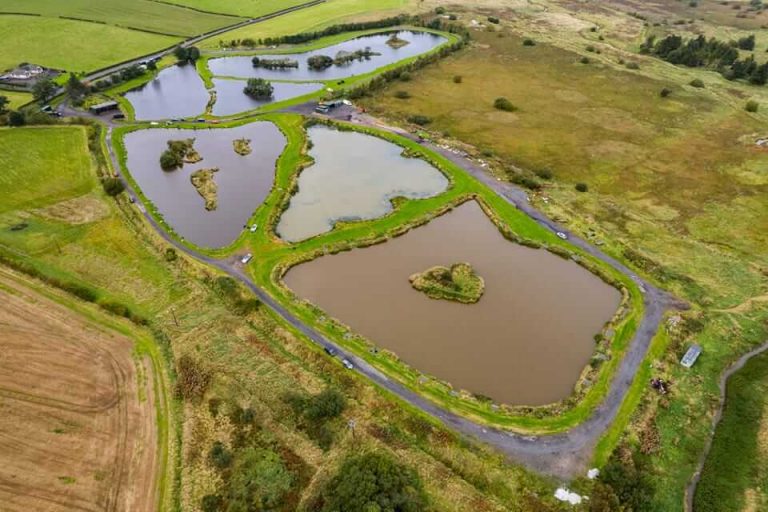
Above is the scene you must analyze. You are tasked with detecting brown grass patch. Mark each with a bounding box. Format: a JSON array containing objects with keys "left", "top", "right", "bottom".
[{"left": 34, "top": 194, "right": 109, "bottom": 224}]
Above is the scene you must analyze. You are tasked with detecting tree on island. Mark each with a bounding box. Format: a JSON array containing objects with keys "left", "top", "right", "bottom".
[
  {"left": 243, "top": 78, "right": 274, "bottom": 98},
  {"left": 307, "top": 55, "right": 334, "bottom": 70}
]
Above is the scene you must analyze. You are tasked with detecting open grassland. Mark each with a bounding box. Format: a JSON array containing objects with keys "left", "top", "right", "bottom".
[
  {"left": 0, "top": 16, "right": 180, "bottom": 72},
  {"left": 0, "top": 0, "right": 241, "bottom": 37},
  {"left": 0, "top": 127, "right": 94, "bottom": 213},
  {"left": 199, "top": 0, "right": 417, "bottom": 48},
  {"left": 160, "top": 0, "right": 314, "bottom": 18},
  {"left": 694, "top": 344, "right": 768, "bottom": 512},
  {"left": 1, "top": 90, "right": 32, "bottom": 109},
  {"left": 0, "top": 268, "right": 162, "bottom": 512},
  {"left": 0, "top": 123, "right": 569, "bottom": 511},
  {"left": 361, "top": 3, "right": 768, "bottom": 507}
]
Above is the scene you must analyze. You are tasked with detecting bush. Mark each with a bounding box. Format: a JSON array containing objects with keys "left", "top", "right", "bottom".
[
  {"left": 435, "top": 6, "right": 446, "bottom": 14},
  {"left": 586, "top": 45, "right": 596, "bottom": 52},
  {"left": 243, "top": 77, "right": 274, "bottom": 98},
  {"left": 394, "top": 90, "right": 411, "bottom": 99},
  {"left": 8, "top": 111, "right": 25, "bottom": 126},
  {"left": 164, "top": 248, "right": 178, "bottom": 262},
  {"left": 102, "top": 177, "right": 124, "bottom": 196},
  {"left": 453, "top": 75, "right": 463, "bottom": 83},
  {"left": 689, "top": 78, "right": 705, "bottom": 88},
  {"left": 523, "top": 38, "right": 536, "bottom": 46},
  {"left": 159, "top": 149, "right": 182, "bottom": 171},
  {"left": 305, "top": 388, "right": 346, "bottom": 422},
  {"left": 209, "top": 441, "right": 233, "bottom": 470},
  {"left": 399, "top": 71, "right": 412, "bottom": 82},
  {"left": 493, "top": 97, "right": 517, "bottom": 111},
  {"left": 575, "top": 182, "right": 589, "bottom": 192},
  {"left": 659, "top": 87, "right": 672, "bottom": 97},
  {"left": 407, "top": 114, "right": 432, "bottom": 125},
  {"left": 175, "top": 355, "right": 212, "bottom": 401},
  {"left": 200, "top": 495, "right": 223, "bottom": 512},
  {"left": 321, "top": 452, "right": 428, "bottom": 512},
  {"left": 625, "top": 61, "right": 640, "bottom": 69},
  {"left": 580, "top": 56, "right": 590, "bottom": 64},
  {"left": 226, "top": 448, "right": 294, "bottom": 510},
  {"left": 488, "top": 16, "right": 500, "bottom": 24},
  {"left": 449, "top": 14, "right": 457, "bottom": 20},
  {"left": 746, "top": 100, "right": 759, "bottom": 112},
  {"left": 535, "top": 168, "right": 553, "bottom": 180}
]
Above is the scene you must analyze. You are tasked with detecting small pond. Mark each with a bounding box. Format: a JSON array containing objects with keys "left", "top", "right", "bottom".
[
  {"left": 208, "top": 31, "right": 448, "bottom": 81},
  {"left": 123, "top": 122, "right": 285, "bottom": 248},
  {"left": 276, "top": 125, "right": 449, "bottom": 242},
  {"left": 284, "top": 201, "right": 622, "bottom": 405},
  {"left": 124, "top": 64, "right": 209, "bottom": 121},
  {"left": 211, "top": 79, "right": 323, "bottom": 117}
]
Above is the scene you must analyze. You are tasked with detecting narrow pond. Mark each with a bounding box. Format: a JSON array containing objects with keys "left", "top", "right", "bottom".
[
  {"left": 211, "top": 79, "right": 323, "bottom": 117},
  {"left": 284, "top": 201, "right": 622, "bottom": 405},
  {"left": 208, "top": 31, "right": 448, "bottom": 81},
  {"left": 124, "top": 64, "right": 209, "bottom": 120},
  {"left": 276, "top": 125, "right": 449, "bottom": 242},
  {"left": 123, "top": 123, "right": 285, "bottom": 248}
]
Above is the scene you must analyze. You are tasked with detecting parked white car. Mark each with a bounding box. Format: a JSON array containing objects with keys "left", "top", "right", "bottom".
[{"left": 240, "top": 253, "right": 253, "bottom": 264}]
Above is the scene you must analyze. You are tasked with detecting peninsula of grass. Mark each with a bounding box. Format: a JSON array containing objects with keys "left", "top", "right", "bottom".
[
  {"left": 410, "top": 262, "right": 484, "bottom": 304},
  {"left": 233, "top": 138, "right": 252, "bottom": 155},
  {"left": 190, "top": 167, "right": 219, "bottom": 210}
]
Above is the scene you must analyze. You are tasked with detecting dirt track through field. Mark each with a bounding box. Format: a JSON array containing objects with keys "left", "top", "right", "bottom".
[{"left": 0, "top": 270, "right": 159, "bottom": 512}]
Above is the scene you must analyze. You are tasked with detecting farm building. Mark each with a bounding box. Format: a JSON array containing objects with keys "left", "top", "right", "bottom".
[
  {"left": 89, "top": 101, "right": 119, "bottom": 114},
  {"left": 2, "top": 64, "right": 44, "bottom": 81}
]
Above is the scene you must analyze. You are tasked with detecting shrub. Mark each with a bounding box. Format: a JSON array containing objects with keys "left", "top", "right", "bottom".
[
  {"left": 625, "top": 61, "right": 640, "bottom": 69},
  {"left": 175, "top": 355, "right": 212, "bottom": 401},
  {"left": 493, "top": 97, "right": 517, "bottom": 111},
  {"left": 102, "top": 177, "right": 124, "bottom": 196},
  {"left": 225, "top": 448, "right": 294, "bottom": 510},
  {"left": 399, "top": 71, "right": 412, "bottom": 82},
  {"left": 200, "top": 495, "right": 223, "bottom": 512},
  {"left": 575, "top": 182, "right": 589, "bottom": 192},
  {"left": 689, "top": 78, "right": 705, "bottom": 88},
  {"left": 523, "top": 38, "right": 536, "bottom": 46},
  {"left": 453, "top": 75, "right": 463, "bottom": 83},
  {"left": 407, "top": 114, "right": 432, "bottom": 125},
  {"left": 586, "top": 45, "right": 596, "bottom": 52},
  {"left": 159, "top": 149, "right": 182, "bottom": 171},
  {"left": 209, "top": 441, "right": 233, "bottom": 470},
  {"left": 435, "top": 6, "right": 446, "bottom": 14},
  {"left": 305, "top": 389, "right": 346, "bottom": 422},
  {"left": 321, "top": 452, "right": 428, "bottom": 512},
  {"left": 535, "top": 168, "right": 553, "bottom": 180},
  {"left": 394, "top": 90, "right": 411, "bottom": 99},
  {"left": 8, "top": 111, "right": 25, "bottom": 126},
  {"left": 449, "top": 14, "right": 457, "bottom": 20},
  {"left": 746, "top": 100, "right": 759, "bottom": 112},
  {"left": 659, "top": 87, "right": 672, "bottom": 97},
  {"left": 164, "top": 248, "right": 178, "bottom": 262},
  {"left": 580, "top": 56, "right": 590, "bottom": 64},
  {"left": 488, "top": 16, "right": 500, "bottom": 24},
  {"left": 243, "top": 77, "right": 274, "bottom": 98}
]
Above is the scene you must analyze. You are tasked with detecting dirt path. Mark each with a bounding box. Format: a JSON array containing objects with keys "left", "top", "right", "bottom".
[
  {"left": 0, "top": 269, "right": 159, "bottom": 511},
  {"left": 684, "top": 340, "right": 768, "bottom": 512}
]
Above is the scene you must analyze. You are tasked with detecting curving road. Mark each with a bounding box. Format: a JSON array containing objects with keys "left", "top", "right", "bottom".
[{"left": 102, "top": 108, "right": 681, "bottom": 479}]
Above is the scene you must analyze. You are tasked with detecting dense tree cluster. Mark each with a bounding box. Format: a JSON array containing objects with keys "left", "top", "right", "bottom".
[
  {"left": 173, "top": 45, "right": 201, "bottom": 64},
  {"left": 642, "top": 34, "right": 768, "bottom": 84},
  {"left": 320, "top": 452, "right": 428, "bottom": 512},
  {"left": 243, "top": 78, "right": 274, "bottom": 98}
]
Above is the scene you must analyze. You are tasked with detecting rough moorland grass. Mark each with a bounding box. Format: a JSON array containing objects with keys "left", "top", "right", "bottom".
[
  {"left": 0, "top": 126, "right": 94, "bottom": 213},
  {"left": 0, "top": 0, "right": 241, "bottom": 37},
  {"left": 694, "top": 338, "right": 768, "bottom": 512},
  {"left": 159, "top": 0, "right": 313, "bottom": 18},
  {"left": 0, "top": 124, "right": 565, "bottom": 511},
  {"left": 1, "top": 89, "right": 33, "bottom": 109},
  {"left": 199, "top": 0, "right": 416, "bottom": 48},
  {"left": 0, "top": 15, "right": 181, "bottom": 72}
]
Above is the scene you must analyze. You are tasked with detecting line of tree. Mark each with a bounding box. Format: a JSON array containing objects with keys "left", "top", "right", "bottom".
[
  {"left": 261, "top": 15, "right": 411, "bottom": 47},
  {"left": 641, "top": 33, "right": 768, "bottom": 84}
]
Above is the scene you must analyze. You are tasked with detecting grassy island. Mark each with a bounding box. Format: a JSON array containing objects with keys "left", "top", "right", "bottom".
[
  {"left": 159, "top": 138, "right": 202, "bottom": 170},
  {"left": 409, "top": 262, "right": 485, "bottom": 304},
  {"left": 386, "top": 33, "right": 410, "bottom": 49},
  {"left": 190, "top": 167, "right": 219, "bottom": 210},
  {"left": 233, "top": 138, "right": 252, "bottom": 155}
]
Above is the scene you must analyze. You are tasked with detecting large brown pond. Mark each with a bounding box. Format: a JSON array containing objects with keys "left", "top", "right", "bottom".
[{"left": 284, "top": 201, "right": 621, "bottom": 405}]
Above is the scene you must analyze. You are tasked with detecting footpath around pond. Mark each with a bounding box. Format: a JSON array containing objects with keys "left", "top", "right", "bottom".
[{"left": 97, "top": 103, "right": 683, "bottom": 480}]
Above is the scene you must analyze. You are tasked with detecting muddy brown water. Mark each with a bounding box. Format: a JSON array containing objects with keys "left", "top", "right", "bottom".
[
  {"left": 276, "top": 125, "right": 449, "bottom": 242},
  {"left": 284, "top": 201, "right": 621, "bottom": 405},
  {"left": 123, "top": 122, "right": 285, "bottom": 248}
]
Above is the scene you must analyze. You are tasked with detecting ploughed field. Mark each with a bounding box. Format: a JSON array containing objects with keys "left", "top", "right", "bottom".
[
  {"left": 285, "top": 201, "right": 621, "bottom": 405},
  {"left": 0, "top": 270, "right": 158, "bottom": 512}
]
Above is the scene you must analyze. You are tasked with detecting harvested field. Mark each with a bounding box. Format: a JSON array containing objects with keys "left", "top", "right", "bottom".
[{"left": 0, "top": 270, "right": 159, "bottom": 512}]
